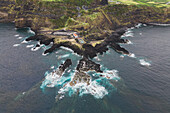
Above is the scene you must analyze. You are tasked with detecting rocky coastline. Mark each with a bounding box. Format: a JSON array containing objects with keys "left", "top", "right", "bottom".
[
  {"left": 0, "top": 0, "right": 170, "bottom": 87},
  {"left": 1, "top": 1, "right": 170, "bottom": 60}
]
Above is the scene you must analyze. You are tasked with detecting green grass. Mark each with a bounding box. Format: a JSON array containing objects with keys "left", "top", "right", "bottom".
[{"left": 111, "top": 0, "right": 170, "bottom": 7}]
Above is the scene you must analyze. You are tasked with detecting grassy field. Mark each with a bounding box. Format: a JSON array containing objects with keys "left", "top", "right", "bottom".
[
  {"left": 41, "top": 0, "right": 170, "bottom": 7},
  {"left": 114, "top": 0, "right": 170, "bottom": 7}
]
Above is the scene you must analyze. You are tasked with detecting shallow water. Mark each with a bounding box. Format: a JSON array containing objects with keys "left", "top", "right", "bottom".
[{"left": 0, "top": 23, "right": 170, "bottom": 113}]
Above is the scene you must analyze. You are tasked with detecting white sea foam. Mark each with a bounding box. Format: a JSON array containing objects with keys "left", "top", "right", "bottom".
[
  {"left": 26, "top": 44, "right": 34, "bottom": 48},
  {"left": 72, "top": 52, "right": 81, "bottom": 57},
  {"left": 27, "top": 28, "right": 35, "bottom": 34},
  {"left": 50, "top": 66, "right": 55, "bottom": 69},
  {"left": 128, "top": 53, "right": 136, "bottom": 58},
  {"left": 22, "top": 92, "right": 26, "bottom": 95},
  {"left": 124, "top": 32, "right": 134, "bottom": 37},
  {"left": 139, "top": 59, "right": 151, "bottom": 66},
  {"left": 126, "top": 40, "right": 133, "bottom": 44},
  {"left": 125, "top": 30, "right": 132, "bottom": 34},
  {"left": 17, "top": 37, "right": 23, "bottom": 39},
  {"left": 59, "top": 95, "right": 65, "bottom": 100},
  {"left": 143, "top": 24, "right": 147, "bottom": 26},
  {"left": 67, "top": 69, "right": 71, "bottom": 73},
  {"left": 14, "top": 34, "right": 19, "bottom": 37},
  {"left": 106, "top": 49, "right": 110, "bottom": 55},
  {"left": 131, "top": 27, "right": 135, "bottom": 30},
  {"left": 149, "top": 23, "right": 170, "bottom": 26},
  {"left": 41, "top": 67, "right": 120, "bottom": 99},
  {"left": 136, "top": 23, "right": 142, "bottom": 28},
  {"left": 135, "top": 23, "right": 142, "bottom": 28},
  {"left": 122, "top": 30, "right": 134, "bottom": 38},
  {"left": 120, "top": 55, "right": 125, "bottom": 58},
  {"left": 21, "top": 40, "right": 28, "bottom": 44},
  {"left": 93, "top": 69, "right": 119, "bottom": 80},
  {"left": 58, "top": 81, "right": 108, "bottom": 99},
  {"left": 59, "top": 54, "right": 70, "bottom": 59},
  {"left": 13, "top": 44, "right": 20, "bottom": 47},
  {"left": 42, "top": 52, "right": 48, "bottom": 56},
  {"left": 94, "top": 56, "right": 101, "bottom": 61},
  {"left": 41, "top": 69, "right": 69, "bottom": 89},
  {"left": 31, "top": 46, "right": 41, "bottom": 51},
  {"left": 60, "top": 46, "right": 74, "bottom": 52}
]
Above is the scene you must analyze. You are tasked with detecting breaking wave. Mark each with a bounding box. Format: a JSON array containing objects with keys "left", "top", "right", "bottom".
[
  {"left": 40, "top": 65, "right": 120, "bottom": 99},
  {"left": 57, "top": 54, "right": 70, "bottom": 59},
  {"left": 31, "top": 46, "right": 41, "bottom": 51},
  {"left": 27, "top": 28, "right": 35, "bottom": 35},
  {"left": 122, "top": 30, "right": 134, "bottom": 38},
  {"left": 26, "top": 44, "right": 34, "bottom": 48},
  {"left": 21, "top": 40, "right": 28, "bottom": 44},
  {"left": 128, "top": 53, "right": 136, "bottom": 58},
  {"left": 17, "top": 37, "right": 23, "bottom": 40},
  {"left": 14, "top": 34, "right": 19, "bottom": 37},
  {"left": 60, "top": 46, "right": 74, "bottom": 53},
  {"left": 13, "top": 44, "right": 20, "bottom": 47},
  {"left": 139, "top": 58, "right": 151, "bottom": 66}
]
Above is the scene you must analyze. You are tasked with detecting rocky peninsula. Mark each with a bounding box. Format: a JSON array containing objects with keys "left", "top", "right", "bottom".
[{"left": 0, "top": 0, "right": 170, "bottom": 90}]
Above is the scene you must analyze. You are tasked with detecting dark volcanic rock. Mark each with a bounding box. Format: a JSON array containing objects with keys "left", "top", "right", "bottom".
[
  {"left": 26, "top": 35, "right": 47, "bottom": 41},
  {"left": 77, "top": 58, "right": 102, "bottom": 73},
  {"left": 44, "top": 42, "right": 84, "bottom": 56},
  {"left": 40, "top": 38, "right": 55, "bottom": 46},
  {"left": 83, "top": 44, "right": 97, "bottom": 58},
  {"left": 110, "top": 43, "right": 129, "bottom": 54},
  {"left": 26, "top": 35, "right": 37, "bottom": 41},
  {"left": 94, "top": 42, "right": 108, "bottom": 55},
  {"left": 44, "top": 43, "right": 61, "bottom": 54},
  {"left": 59, "top": 59, "right": 72, "bottom": 72},
  {"left": 115, "top": 27, "right": 127, "bottom": 36},
  {"left": 26, "top": 35, "right": 54, "bottom": 46},
  {"left": 35, "top": 44, "right": 40, "bottom": 48}
]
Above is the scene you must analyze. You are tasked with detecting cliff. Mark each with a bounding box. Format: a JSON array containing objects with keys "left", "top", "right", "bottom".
[{"left": 0, "top": 0, "right": 170, "bottom": 58}]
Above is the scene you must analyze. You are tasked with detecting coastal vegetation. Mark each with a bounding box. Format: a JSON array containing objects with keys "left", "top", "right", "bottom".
[{"left": 0, "top": 0, "right": 170, "bottom": 57}]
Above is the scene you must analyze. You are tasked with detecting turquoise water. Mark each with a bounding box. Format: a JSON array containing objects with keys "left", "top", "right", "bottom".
[{"left": 0, "top": 23, "right": 170, "bottom": 113}]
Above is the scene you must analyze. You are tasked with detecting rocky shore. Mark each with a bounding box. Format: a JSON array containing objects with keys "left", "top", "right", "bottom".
[
  {"left": 1, "top": 1, "right": 170, "bottom": 59},
  {"left": 0, "top": 0, "right": 170, "bottom": 83}
]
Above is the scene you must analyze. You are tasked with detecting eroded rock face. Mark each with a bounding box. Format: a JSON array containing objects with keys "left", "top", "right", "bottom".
[
  {"left": 51, "top": 59, "right": 72, "bottom": 77},
  {"left": 59, "top": 59, "right": 72, "bottom": 72},
  {"left": 110, "top": 43, "right": 129, "bottom": 54},
  {"left": 44, "top": 42, "right": 83, "bottom": 55},
  {"left": 83, "top": 44, "right": 97, "bottom": 58},
  {"left": 69, "top": 71, "right": 91, "bottom": 86},
  {"left": 26, "top": 35, "right": 54, "bottom": 46},
  {"left": 77, "top": 58, "right": 103, "bottom": 73}
]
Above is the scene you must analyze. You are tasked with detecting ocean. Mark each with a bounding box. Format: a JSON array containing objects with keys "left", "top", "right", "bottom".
[{"left": 0, "top": 23, "right": 170, "bottom": 113}]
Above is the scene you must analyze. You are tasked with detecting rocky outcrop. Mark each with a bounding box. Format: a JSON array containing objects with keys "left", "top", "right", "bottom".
[
  {"left": 59, "top": 59, "right": 72, "bottom": 72},
  {"left": 26, "top": 35, "right": 54, "bottom": 46},
  {"left": 76, "top": 58, "right": 102, "bottom": 73},
  {"left": 110, "top": 43, "right": 129, "bottom": 54},
  {"left": 44, "top": 41, "right": 84, "bottom": 55},
  {"left": 1, "top": 0, "right": 170, "bottom": 59}
]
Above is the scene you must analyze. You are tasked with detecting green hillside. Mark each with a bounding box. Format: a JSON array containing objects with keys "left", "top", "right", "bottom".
[{"left": 114, "top": 0, "right": 170, "bottom": 7}]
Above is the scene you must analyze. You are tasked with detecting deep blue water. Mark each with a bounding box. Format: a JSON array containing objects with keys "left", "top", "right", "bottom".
[{"left": 0, "top": 23, "right": 170, "bottom": 113}]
